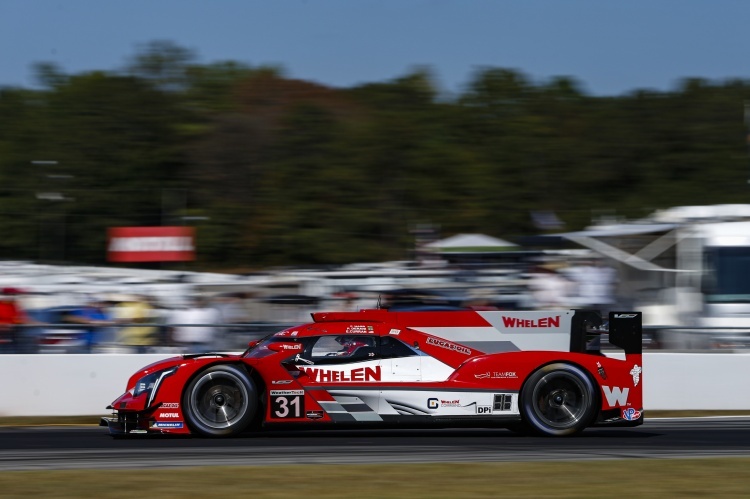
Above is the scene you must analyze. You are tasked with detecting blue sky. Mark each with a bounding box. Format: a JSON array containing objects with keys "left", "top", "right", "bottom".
[{"left": 1, "top": 0, "right": 747, "bottom": 96}]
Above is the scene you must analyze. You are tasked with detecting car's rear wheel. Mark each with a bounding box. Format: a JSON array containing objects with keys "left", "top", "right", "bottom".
[
  {"left": 183, "top": 365, "right": 258, "bottom": 437},
  {"left": 520, "top": 363, "right": 596, "bottom": 437}
]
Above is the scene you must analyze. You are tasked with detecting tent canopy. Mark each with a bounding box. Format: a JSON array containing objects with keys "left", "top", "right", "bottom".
[{"left": 424, "top": 233, "right": 517, "bottom": 253}]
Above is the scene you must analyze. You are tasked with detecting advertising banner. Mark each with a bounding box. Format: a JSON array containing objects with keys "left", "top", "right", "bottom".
[{"left": 107, "top": 226, "right": 195, "bottom": 262}]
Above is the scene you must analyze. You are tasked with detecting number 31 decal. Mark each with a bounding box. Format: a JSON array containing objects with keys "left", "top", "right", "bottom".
[{"left": 270, "top": 389, "right": 305, "bottom": 419}]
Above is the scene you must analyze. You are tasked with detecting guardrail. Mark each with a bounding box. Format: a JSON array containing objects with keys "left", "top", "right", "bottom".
[
  {"left": 0, "top": 352, "right": 748, "bottom": 416},
  {"left": 644, "top": 326, "right": 750, "bottom": 350}
]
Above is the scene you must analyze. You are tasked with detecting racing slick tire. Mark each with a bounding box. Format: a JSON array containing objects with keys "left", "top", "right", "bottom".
[
  {"left": 183, "top": 364, "right": 258, "bottom": 437},
  {"left": 519, "top": 363, "right": 597, "bottom": 437}
]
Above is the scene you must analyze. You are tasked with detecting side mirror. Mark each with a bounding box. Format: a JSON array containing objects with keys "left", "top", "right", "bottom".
[
  {"left": 246, "top": 339, "right": 261, "bottom": 349},
  {"left": 268, "top": 342, "right": 303, "bottom": 353}
]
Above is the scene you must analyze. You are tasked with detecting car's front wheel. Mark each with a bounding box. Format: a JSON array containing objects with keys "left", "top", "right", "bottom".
[
  {"left": 519, "top": 363, "right": 596, "bottom": 437},
  {"left": 183, "top": 364, "right": 258, "bottom": 437}
]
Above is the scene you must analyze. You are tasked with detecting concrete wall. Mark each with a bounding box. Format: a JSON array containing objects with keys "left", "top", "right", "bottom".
[
  {"left": 0, "top": 353, "right": 748, "bottom": 416},
  {"left": 0, "top": 354, "right": 169, "bottom": 416},
  {"left": 641, "top": 353, "right": 750, "bottom": 410}
]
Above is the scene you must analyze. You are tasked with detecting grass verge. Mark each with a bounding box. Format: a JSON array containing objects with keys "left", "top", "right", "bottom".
[{"left": 1, "top": 459, "right": 749, "bottom": 497}]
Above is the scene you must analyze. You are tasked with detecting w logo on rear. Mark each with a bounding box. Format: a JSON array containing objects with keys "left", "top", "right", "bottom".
[{"left": 602, "top": 386, "right": 629, "bottom": 406}]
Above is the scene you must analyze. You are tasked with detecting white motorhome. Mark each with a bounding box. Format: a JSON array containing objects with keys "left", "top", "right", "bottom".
[{"left": 555, "top": 205, "right": 750, "bottom": 347}]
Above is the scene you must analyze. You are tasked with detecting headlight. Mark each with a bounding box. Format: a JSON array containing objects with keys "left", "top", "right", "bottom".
[{"left": 133, "top": 367, "right": 177, "bottom": 406}]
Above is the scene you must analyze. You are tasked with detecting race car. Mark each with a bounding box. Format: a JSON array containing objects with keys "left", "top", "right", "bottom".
[{"left": 101, "top": 309, "right": 643, "bottom": 437}]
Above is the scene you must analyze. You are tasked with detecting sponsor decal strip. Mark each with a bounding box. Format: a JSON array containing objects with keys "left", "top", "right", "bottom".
[
  {"left": 622, "top": 408, "right": 642, "bottom": 421},
  {"left": 345, "top": 325, "right": 375, "bottom": 334},
  {"left": 474, "top": 371, "right": 517, "bottom": 379},
  {"left": 300, "top": 366, "right": 381, "bottom": 382},
  {"left": 150, "top": 421, "right": 184, "bottom": 429},
  {"left": 270, "top": 390, "right": 304, "bottom": 396},
  {"left": 426, "top": 337, "right": 471, "bottom": 355},
  {"left": 500, "top": 316, "right": 560, "bottom": 328},
  {"left": 602, "top": 386, "right": 629, "bottom": 407}
]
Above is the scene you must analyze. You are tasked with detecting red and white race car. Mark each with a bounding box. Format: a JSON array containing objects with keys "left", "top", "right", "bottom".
[{"left": 102, "top": 309, "right": 643, "bottom": 437}]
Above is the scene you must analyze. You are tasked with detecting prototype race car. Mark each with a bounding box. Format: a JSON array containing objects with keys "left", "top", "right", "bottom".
[{"left": 102, "top": 309, "right": 643, "bottom": 437}]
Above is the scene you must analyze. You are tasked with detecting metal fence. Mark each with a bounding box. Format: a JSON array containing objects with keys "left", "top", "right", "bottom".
[{"left": 0, "top": 322, "right": 297, "bottom": 354}]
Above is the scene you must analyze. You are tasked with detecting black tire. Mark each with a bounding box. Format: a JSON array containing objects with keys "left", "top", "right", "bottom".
[
  {"left": 183, "top": 364, "right": 258, "bottom": 437},
  {"left": 520, "top": 363, "right": 597, "bottom": 437}
]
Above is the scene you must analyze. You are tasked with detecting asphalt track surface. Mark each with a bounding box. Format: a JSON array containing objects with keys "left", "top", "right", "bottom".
[{"left": 1, "top": 417, "right": 750, "bottom": 471}]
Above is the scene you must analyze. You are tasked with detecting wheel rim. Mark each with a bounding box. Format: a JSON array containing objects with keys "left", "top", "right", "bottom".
[
  {"left": 190, "top": 371, "right": 249, "bottom": 430},
  {"left": 530, "top": 371, "right": 589, "bottom": 429}
]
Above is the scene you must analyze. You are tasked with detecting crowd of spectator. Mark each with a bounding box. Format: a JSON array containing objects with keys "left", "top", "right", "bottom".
[
  {"left": 0, "top": 258, "right": 620, "bottom": 355},
  {"left": 527, "top": 259, "right": 617, "bottom": 312},
  {"left": 0, "top": 289, "right": 255, "bottom": 355}
]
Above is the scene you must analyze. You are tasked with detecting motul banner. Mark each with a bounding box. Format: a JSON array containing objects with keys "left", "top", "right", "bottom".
[{"left": 107, "top": 226, "right": 195, "bottom": 262}]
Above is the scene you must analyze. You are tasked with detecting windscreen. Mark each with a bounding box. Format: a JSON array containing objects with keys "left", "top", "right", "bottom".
[{"left": 703, "top": 246, "right": 750, "bottom": 303}]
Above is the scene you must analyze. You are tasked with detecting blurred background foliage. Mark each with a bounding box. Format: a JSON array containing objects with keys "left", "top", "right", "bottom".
[{"left": 1, "top": 41, "right": 749, "bottom": 269}]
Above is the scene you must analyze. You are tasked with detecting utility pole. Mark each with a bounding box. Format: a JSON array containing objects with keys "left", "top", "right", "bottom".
[{"left": 32, "top": 160, "right": 74, "bottom": 262}]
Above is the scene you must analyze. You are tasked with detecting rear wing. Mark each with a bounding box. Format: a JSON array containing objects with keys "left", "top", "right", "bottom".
[
  {"left": 570, "top": 310, "right": 642, "bottom": 355},
  {"left": 607, "top": 311, "right": 643, "bottom": 355}
]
